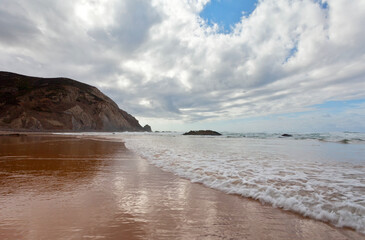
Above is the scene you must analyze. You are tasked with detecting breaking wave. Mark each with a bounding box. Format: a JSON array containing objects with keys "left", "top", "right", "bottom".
[{"left": 121, "top": 132, "right": 365, "bottom": 234}]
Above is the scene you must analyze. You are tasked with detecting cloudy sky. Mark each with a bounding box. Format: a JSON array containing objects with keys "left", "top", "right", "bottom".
[{"left": 1, "top": 0, "right": 365, "bottom": 132}]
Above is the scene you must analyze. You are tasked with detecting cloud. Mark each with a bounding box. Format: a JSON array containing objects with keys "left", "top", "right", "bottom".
[
  {"left": 0, "top": 0, "right": 365, "bottom": 130},
  {"left": 0, "top": 8, "right": 39, "bottom": 44},
  {"left": 86, "top": 0, "right": 161, "bottom": 55}
]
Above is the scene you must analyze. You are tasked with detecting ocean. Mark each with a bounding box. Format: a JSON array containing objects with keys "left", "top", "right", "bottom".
[{"left": 117, "top": 131, "right": 365, "bottom": 234}]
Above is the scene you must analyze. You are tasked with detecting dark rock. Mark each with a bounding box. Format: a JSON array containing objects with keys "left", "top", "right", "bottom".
[
  {"left": 281, "top": 134, "right": 293, "bottom": 137},
  {"left": 143, "top": 124, "right": 152, "bottom": 132},
  {"left": 183, "top": 130, "right": 222, "bottom": 136},
  {"left": 339, "top": 139, "right": 350, "bottom": 144},
  {"left": 0, "top": 71, "right": 146, "bottom": 132}
]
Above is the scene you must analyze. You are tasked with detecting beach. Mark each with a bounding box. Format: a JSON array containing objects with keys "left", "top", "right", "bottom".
[{"left": 0, "top": 134, "right": 364, "bottom": 240}]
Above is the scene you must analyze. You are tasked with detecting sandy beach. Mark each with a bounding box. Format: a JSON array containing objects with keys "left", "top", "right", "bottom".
[{"left": 0, "top": 134, "right": 364, "bottom": 240}]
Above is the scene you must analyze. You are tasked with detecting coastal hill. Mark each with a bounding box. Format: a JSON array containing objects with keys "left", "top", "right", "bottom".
[{"left": 0, "top": 71, "right": 150, "bottom": 132}]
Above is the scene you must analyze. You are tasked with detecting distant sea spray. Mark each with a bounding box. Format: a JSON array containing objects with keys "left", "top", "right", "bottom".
[{"left": 223, "top": 132, "right": 365, "bottom": 144}]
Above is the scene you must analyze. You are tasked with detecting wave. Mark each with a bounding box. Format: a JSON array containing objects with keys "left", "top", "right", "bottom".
[
  {"left": 223, "top": 132, "right": 365, "bottom": 144},
  {"left": 121, "top": 133, "right": 365, "bottom": 234}
]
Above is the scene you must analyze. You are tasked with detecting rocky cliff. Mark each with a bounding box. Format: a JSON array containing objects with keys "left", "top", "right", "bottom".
[{"left": 0, "top": 71, "right": 149, "bottom": 132}]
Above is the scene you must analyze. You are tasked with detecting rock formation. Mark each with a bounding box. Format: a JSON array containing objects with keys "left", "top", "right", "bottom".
[
  {"left": 143, "top": 124, "right": 152, "bottom": 132},
  {"left": 0, "top": 71, "right": 147, "bottom": 132},
  {"left": 183, "top": 130, "right": 222, "bottom": 136},
  {"left": 281, "top": 134, "right": 293, "bottom": 137}
]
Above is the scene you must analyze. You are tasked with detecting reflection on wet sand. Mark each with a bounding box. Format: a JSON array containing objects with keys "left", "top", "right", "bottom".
[
  {"left": 0, "top": 136, "right": 119, "bottom": 196},
  {"left": 0, "top": 135, "right": 363, "bottom": 240}
]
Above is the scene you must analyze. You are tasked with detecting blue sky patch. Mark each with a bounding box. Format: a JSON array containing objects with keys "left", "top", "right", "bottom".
[
  {"left": 206, "top": 99, "right": 365, "bottom": 133},
  {"left": 200, "top": 0, "right": 258, "bottom": 33},
  {"left": 314, "top": 99, "right": 365, "bottom": 113},
  {"left": 316, "top": 0, "right": 329, "bottom": 9},
  {"left": 283, "top": 45, "right": 298, "bottom": 63}
]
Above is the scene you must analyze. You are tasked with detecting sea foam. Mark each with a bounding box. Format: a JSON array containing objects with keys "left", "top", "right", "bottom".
[{"left": 121, "top": 132, "right": 365, "bottom": 233}]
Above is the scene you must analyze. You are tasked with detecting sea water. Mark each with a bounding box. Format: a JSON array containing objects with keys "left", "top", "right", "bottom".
[{"left": 119, "top": 132, "right": 365, "bottom": 233}]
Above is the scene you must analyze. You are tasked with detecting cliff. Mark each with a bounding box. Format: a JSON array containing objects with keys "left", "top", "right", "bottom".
[{"left": 0, "top": 71, "right": 148, "bottom": 132}]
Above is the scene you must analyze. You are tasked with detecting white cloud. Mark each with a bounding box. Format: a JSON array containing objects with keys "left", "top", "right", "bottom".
[{"left": 0, "top": 0, "right": 365, "bottom": 131}]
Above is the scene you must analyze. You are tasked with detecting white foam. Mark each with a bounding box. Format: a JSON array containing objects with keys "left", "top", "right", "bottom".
[{"left": 120, "top": 133, "right": 365, "bottom": 233}]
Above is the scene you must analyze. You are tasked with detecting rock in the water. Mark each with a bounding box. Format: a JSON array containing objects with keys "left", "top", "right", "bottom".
[
  {"left": 143, "top": 124, "right": 152, "bottom": 132},
  {"left": 281, "top": 134, "right": 293, "bottom": 137},
  {"left": 339, "top": 139, "right": 350, "bottom": 144},
  {"left": 183, "top": 130, "right": 222, "bottom": 136},
  {"left": 0, "top": 71, "right": 148, "bottom": 132}
]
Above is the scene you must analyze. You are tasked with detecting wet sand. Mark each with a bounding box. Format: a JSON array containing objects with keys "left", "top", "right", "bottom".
[{"left": 0, "top": 134, "right": 364, "bottom": 240}]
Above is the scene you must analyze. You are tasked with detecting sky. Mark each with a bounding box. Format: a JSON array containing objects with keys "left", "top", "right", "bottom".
[{"left": 1, "top": 0, "right": 365, "bottom": 133}]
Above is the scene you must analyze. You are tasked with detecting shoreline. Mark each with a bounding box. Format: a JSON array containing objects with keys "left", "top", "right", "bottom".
[{"left": 0, "top": 133, "right": 364, "bottom": 239}]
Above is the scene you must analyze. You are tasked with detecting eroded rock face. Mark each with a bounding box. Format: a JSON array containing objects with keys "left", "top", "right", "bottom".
[{"left": 0, "top": 71, "right": 146, "bottom": 132}]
